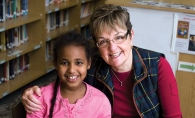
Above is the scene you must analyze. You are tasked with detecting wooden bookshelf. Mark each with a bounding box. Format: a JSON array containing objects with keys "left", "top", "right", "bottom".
[
  {"left": 81, "top": 0, "right": 94, "bottom": 3},
  {"left": 44, "top": 0, "right": 80, "bottom": 72},
  {"left": 0, "top": 0, "right": 45, "bottom": 98},
  {"left": 45, "top": 1, "right": 79, "bottom": 14},
  {"left": 0, "top": 0, "right": 105, "bottom": 99},
  {"left": 45, "top": 60, "right": 54, "bottom": 73},
  {"left": 0, "top": 42, "right": 41, "bottom": 62},
  {"left": 81, "top": 15, "right": 91, "bottom": 27},
  {"left": 0, "top": 15, "right": 42, "bottom": 30}
]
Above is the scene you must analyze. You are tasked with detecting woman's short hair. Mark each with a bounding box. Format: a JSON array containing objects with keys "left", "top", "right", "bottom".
[{"left": 89, "top": 4, "right": 132, "bottom": 42}]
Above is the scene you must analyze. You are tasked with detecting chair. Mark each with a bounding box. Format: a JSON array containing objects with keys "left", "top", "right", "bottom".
[{"left": 12, "top": 101, "right": 26, "bottom": 118}]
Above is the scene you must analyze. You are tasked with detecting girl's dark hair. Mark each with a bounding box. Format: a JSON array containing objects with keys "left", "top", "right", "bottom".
[
  {"left": 53, "top": 31, "right": 91, "bottom": 65},
  {"left": 49, "top": 76, "right": 59, "bottom": 118},
  {"left": 49, "top": 31, "right": 91, "bottom": 118}
]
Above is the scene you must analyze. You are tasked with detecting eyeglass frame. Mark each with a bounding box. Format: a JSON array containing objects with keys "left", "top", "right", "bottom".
[{"left": 96, "top": 30, "right": 130, "bottom": 48}]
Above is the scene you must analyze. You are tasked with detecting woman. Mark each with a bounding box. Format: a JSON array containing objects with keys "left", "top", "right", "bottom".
[{"left": 22, "top": 4, "right": 182, "bottom": 118}]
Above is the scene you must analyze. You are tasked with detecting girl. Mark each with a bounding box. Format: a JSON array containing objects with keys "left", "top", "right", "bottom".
[{"left": 26, "top": 32, "right": 111, "bottom": 118}]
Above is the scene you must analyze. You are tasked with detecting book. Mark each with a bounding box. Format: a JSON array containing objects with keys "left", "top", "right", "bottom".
[
  {"left": 1, "top": 31, "right": 6, "bottom": 52},
  {"left": 14, "top": 27, "right": 19, "bottom": 47},
  {"left": 12, "top": 0, "right": 16, "bottom": 18}
]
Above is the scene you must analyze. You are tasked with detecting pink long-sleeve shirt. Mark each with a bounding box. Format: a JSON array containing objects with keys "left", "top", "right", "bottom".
[{"left": 26, "top": 82, "right": 111, "bottom": 118}]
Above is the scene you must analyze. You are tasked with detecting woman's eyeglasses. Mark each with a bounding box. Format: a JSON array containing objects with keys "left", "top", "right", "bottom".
[{"left": 96, "top": 30, "right": 129, "bottom": 48}]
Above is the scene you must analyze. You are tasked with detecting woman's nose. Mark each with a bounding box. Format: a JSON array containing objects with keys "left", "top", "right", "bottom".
[{"left": 108, "top": 40, "right": 117, "bottom": 50}]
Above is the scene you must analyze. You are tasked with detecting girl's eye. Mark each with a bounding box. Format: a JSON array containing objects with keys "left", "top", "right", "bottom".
[
  {"left": 61, "top": 62, "right": 68, "bottom": 65},
  {"left": 76, "top": 62, "right": 83, "bottom": 65}
]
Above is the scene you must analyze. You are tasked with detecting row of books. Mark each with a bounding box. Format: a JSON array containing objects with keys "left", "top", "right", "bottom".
[
  {"left": 81, "top": 25, "right": 91, "bottom": 39},
  {"left": 45, "top": 0, "right": 68, "bottom": 6},
  {"left": 80, "top": 2, "right": 94, "bottom": 18},
  {"left": 45, "top": 40, "right": 54, "bottom": 61},
  {"left": 46, "top": 9, "right": 69, "bottom": 32},
  {"left": 0, "top": 53, "right": 29, "bottom": 84},
  {"left": 0, "top": 0, "right": 28, "bottom": 22},
  {"left": 0, "top": 24, "right": 28, "bottom": 52}
]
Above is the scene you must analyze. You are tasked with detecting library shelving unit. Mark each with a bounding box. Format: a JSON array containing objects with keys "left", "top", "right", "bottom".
[
  {"left": 44, "top": 0, "right": 105, "bottom": 73},
  {"left": 80, "top": 0, "right": 105, "bottom": 39},
  {"left": 0, "top": 0, "right": 45, "bottom": 98},
  {"left": 44, "top": 0, "right": 80, "bottom": 73},
  {"left": 0, "top": 0, "right": 105, "bottom": 99}
]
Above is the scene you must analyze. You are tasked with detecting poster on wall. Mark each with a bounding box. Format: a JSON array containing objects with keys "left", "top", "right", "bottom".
[{"left": 171, "top": 13, "right": 195, "bottom": 55}]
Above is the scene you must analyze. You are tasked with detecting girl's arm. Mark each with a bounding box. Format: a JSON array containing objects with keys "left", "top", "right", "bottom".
[{"left": 98, "top": 95, "right": 112, "bottom": 118}]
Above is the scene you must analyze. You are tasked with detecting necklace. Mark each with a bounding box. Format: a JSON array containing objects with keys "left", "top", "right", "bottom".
[{"left": 111, "top": 69, "right": 130, "bottom": 86}]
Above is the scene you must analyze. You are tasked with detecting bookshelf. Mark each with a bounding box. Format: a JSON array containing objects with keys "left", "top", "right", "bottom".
[
  {"left": 80, "top": 0, "right": 105, "bottom": 39},
  {"left": 0, "top": 0, "right": 45, "bottom": 98},
  {"left": 44, "top": 0, "right": 80, "bottom": 73},
  {"left": 0, "top": 0, "right": 105, "bottom": 98}
]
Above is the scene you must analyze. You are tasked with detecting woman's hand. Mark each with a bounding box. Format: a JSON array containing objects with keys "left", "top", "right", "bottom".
[{"left": 21, "top": 86, "right": 42, "bottom": 113}]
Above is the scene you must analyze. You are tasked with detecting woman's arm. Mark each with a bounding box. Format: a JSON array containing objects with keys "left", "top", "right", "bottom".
[
  {"left": 22, "top": 86, "right": 42, "bottom": 113},
  {"left": 26, "top": 89, "right": 45, "bottom": 118},
  {"left": 158, "top": 57, "right": 182, "bottom": 118}
]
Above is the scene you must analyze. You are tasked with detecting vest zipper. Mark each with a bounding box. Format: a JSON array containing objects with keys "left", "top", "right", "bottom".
[
  {"left": 132, "top": 80, "right": 143, "bottom": 118},
  {"left": 132, "top": 47, "right": 148, "bottom": 118}
]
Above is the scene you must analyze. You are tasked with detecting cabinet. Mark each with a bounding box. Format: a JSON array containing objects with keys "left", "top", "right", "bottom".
[{"left": 0, "top": 0, "right": 105, "bottom": 98}]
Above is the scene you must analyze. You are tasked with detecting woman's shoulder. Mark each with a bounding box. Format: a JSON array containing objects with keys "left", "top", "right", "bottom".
[{"left": 133, "top": 46, "right": 165, "bottom": 57}]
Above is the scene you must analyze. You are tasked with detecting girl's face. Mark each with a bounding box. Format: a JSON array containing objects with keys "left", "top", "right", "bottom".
[
  {"left": 97, "top": 27, "right": 134, "bottom": 72},
  {"left": 55, "top": 45, "right": 91, "bottom": 90}
]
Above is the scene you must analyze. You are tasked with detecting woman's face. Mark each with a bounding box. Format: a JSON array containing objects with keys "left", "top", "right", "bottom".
[{"left": 97, "top": 26, "right": 134, "bottom": 72}]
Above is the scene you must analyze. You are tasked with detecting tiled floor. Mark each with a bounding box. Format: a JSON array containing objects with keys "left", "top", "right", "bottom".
[{"left": 0, "top": 70, "right": 56, "bottom": 118}]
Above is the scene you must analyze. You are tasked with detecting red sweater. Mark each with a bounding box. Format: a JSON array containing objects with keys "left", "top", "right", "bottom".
[{"left": 112, "top": 57, "right": 182, "bottom": 118}]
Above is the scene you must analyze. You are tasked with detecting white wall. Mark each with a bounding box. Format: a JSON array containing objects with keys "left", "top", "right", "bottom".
[{"left": 124, "top": 7, "right": 178, "bottom": 74}]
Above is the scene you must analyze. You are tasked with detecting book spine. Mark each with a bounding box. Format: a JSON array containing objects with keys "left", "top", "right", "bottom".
[
  {"left": 1, "top": 31, "right": 6, "bottom": 52},
  {"left": 2, "top": 0, "right": 5, "bottom": 21},
  {"left": 12, "top": 0, "right": 16, "bottom": 18}
]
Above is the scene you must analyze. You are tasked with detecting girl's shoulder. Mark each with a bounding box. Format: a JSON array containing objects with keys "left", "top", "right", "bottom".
[
  {"left": 40, "top": 82, "right": 56, "bottom": 93},
  {"left": 85, "top": 83, "right": 107, "bottom": 98},
  {"left": 36, "top": 82, "right": 56, "bottom": 100},
  {"left": 84, "top": 83, "right": 111, "bottom": 108}
]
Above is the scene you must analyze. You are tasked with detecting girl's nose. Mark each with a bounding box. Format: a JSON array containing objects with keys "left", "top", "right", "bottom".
[{"left": 68, "top": 64, "right": 76, "bottom": 73}]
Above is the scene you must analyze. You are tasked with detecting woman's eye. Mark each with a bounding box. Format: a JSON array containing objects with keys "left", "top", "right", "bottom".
[
  {"left": 99, "top": 40, "right": 107, "bottom": 45},
  {"left": 116, "top": 36, "right": 125, "bottom": 40}
]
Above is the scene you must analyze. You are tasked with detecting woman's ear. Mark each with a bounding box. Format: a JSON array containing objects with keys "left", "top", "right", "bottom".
[
  {"left": 130, "top": 29, "right": 134, "bottom": 40},
  {"left": 130, "top": 29, "right": 134, "bottom": 46},
  {"left": 87, "top": 57, "right": 91, "bottom": 69}
]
